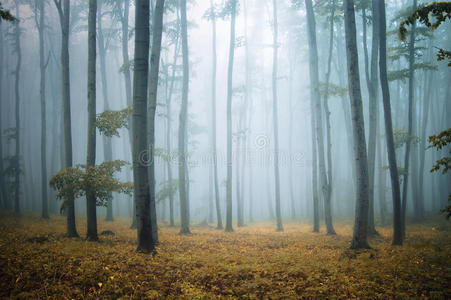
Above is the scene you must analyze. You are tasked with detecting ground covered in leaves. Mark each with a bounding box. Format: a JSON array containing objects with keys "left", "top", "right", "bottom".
[{"left": 0, "top": 213, "right": 450, "bottom": 299}]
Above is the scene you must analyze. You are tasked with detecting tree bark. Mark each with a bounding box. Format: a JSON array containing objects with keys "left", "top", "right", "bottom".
[
  {"left": 13, "top": 3, "right": 21, "bottom": 215},
  {"left": 178, "top": 0, "right": 191, "bottom": 234},
  {"left": 378, "top": 0, "right": 402, "bottom": 246},
  {"left": 0, "top": 23, "right": 7, "bottom": 210},
  {"left": 305, "top": 0, "right": 335, "bottom": 234},
  {"left": 209, "top": 0, "right": 223, "bottom": 229},
  {"left": 86, "top": 0, "right": 98, "bottom": 241},
  {"left": 225, "top": 0, "right": 237, "bottom": 233},
  {"left": 344, "top": 0, "right": 370, "bottom": 249},
  {"left": 133, "top": 0, "right": 155, "bottom": 253},
  {"left": 272, "top": 0, "right": 283, "bottom": 232}
]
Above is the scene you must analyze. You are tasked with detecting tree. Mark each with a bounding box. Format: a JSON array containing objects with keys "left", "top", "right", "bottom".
[
  {"left": 305, "top": 0, "right": 335, "bottom": 235},
  {"left": 205, "top": 0, "right": 223, "bottom": 229},
  {"left": 0, "top": 21, "right": 7, "bottom": 210},
  {"left": 225, "top": 0, "right": 237, "bottom": 233},
  {"left": 361, "top": 0, "right": 379, "bottom": 235},
  {"left": 132, "top": 0, "right": 155, "bottom": 253},
  {"left": 86, "top": 0, "right": 98, "bottom": 241},
  {"left": 147, "top": 0, "right": 165, "bottom": 244},
  {"left": 54, "top": 0, "right": 78, "bottom": 237},
  {"left": 178, "top": 0, "right": 190, "bottom": 234},
  {"left": 379, "top": 0, "right": 403, "bottom": 246},
  {"left": 34, "top": 0, "right": 50, "bottom": 220},
  {"left": 272, "top": 0, "right": 283, "bottom": 232},
  {"left": 343, "top": 0, "right": 370, "bottom": 249},
  {"left": 13, "top": 3, "right": 21, "bottom": 214}
]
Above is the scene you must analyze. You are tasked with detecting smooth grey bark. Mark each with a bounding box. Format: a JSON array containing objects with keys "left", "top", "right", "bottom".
[
  {"left": 362, "top": 0, "right": 379, "bottom": 235},
  {"left": 272, "top": 0, "right": 283, "bottom": 232},
  {"left": 418, "top": 69, "right": 433, "bottom": 221},
  {"left": 344, "top": 0, "right": 370, "bottom": 249},
  {"left": 147, "top": 0, "right": 164, "bottom": 244},
  {"left": 36, "top": 0, "right": 50, "bottom": 219},
  {"left": 86, "top": 0, "right": 98, "bottom": 241},
  {"left": 225, "top": 0, "right": 237, "bottom": 233},
  {"left": 54, "top": 0, "right": 78, "bottom": 237},
  {"left": 305, "top": 0, "right": 335, "bottom": 235},
  {"left": 305, "top": 0, "right": 319, "bottom": 233},
  {"left": 97, "top": 1, "right": 114, "bottom": 222},
  {"left": 178, "top": 0, "right": 191, "bottom": 234},
  {"left": 209, "top": 0, "right": 223, "bottom": 229},
  {"left": 378, "top": 0, "right": 402, "bottom": 246},
  {"left": 376, "top": 125, "right": 387, "bottom": 225},
  {"left": 165, "top": 28, "right": 180, "bottom": 228},
  {"left": 13, "top": 3, "right": 21, "bottom": 215},
  {"left": 322, "top": 0, "right": 336, "bottom": 234},
  {"left": 0, "top": 23, "right": 7, "bottom": 210},
  {"left": 401, "top": 0, "right": 417, "bottom": 237},
  {"left": 133, "top": 0, "right": 154, "bottom": 253}
]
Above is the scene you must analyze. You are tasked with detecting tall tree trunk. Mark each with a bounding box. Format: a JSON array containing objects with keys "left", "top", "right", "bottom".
[
  {"left": 362, "top": 0, "right": 379, "bottom": 235},
  {"left": 86, "top": 0, "right": 98, "bottom": 241},
  {"left": 0, "top": 23, "right": 7, "bottom": 210},
  {"left": 272, "top": 0, "right": 283, "bottom": 232},
  {"left": 323, "top": 0, "right": 337, "bottom": 234},
  {"left": 14, "top": 3, "right": 21, "bottom": 215},
  {"left": 378, "top": 0, "right": 402, "bottom": 246},
  {"left": 37, "top": 0, "right": 50, "bottom": 219},
  {"left": 54, "top": 0, "right": 78, "bottom": 237},
  {"left": 344, "top": 0, "right": 370, "bottom": 249},
  {"left": 210, "top": 0, "right": 223, "bottom": 229},
  {"left": 97, "top": 1, "right": 114, "bottom": 222},
  {"left": 225, "top": 0, "right": 237, "bottom": 233},
  {"left": 401, "top": 0, "right": 417, "bottom": 237},
  {"left": 146, "top": 0, "right": 164, "bottom": 244},
  {"left": 179, "top": 0, "right": 191, "bottom": 234},
  {"left": 376, "top": 125, "right": 387, "bottom": 226},
  {"left": 133, "top": 0, "right": 153, "bottom": 253},
  {"left": 418, "top": 69, "right": 433, "bottom": 220},
  {"left": 305, "top": 0, "right": 335, "bottom": 234}
]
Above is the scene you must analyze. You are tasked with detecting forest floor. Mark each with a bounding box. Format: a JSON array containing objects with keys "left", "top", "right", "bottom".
[{"left": 0, "top": 213, "right": 450, "bottom": 299}]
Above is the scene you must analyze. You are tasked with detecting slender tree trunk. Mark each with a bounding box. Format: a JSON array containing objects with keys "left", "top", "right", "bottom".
[
  {"left": 344, "top": 0, "right": 370, "bottom": 249},
  {"left": 272, "top": 0, "right": 283, "bottom": 232},
  {"left": 133, "top": 0, "right": 154, "bottom": 253},
  {"left": 54, "top": 0, "right": 78, "bottom": 237},
  {"left": 0, "top": 23, "right": 7, "bottom": 210},
  {"left": 210, "top": 0, "right": 223, "bottom": 229},
  {"left": 376, "top": 125, "right": 387, "bottom": 226},
  {"left": 362, "top": 0, "right": 379, "bottom": 235},
  {"left": 97, "top": 1, "right": 114, "bottom": 222},
  {"left": 37, "top": 0, "right": 50, "bottom": 219},
  {"left": 418, "top": 69, "right": 432, "bottom": 220},
  {"left": 323, "top": 0, "right": 337, "bottom": 234},
  {"left": 401, "top": 0, "right": 417, "bottom": 237},
  {"left": 225, "top": 0, "right": 237, "bottom": 233},
  {"left": 146, "top": 0, "right": 164, "bottom": 244},
  {"left": 378, "top": 0, "right": 403, "bottom": 245},
  {"left": 305, "top": 0, "right": 335, "bottom": 234},
  {"left": 86, "top": 0, "right": 98, "bottom": 241},
  {"left": 179, "top": 0, "right": 191, "bottom": 234},
  {"left": 13, "top": 3, "right": 22, "bottom": 215}
]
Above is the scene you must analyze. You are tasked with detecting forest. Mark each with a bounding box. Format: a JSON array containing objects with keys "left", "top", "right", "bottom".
[{"left": 0, "top": 0, "right": 450, "bottom": 298}]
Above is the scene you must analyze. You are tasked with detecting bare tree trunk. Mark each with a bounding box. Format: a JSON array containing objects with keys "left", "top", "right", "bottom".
[
  {"left": 225, "top": 0, "right": 237, "bottom": 233},
  {"left": 209, "top": 0, "right": 223, "bottom": 229},
  {"left": 272, "top": 0, "right": 283, "bottom": 232},
  {"left": 362, "top": 0, "right": 380, "bottom": 235},
  {"left": 133, "top": 0, "right": 156, "bottom": 253},
  {"left": 86, "top": 0, "right": 98, "bottom": 241},
  {"left": 178, "top": 0, "right": 191, "bottom": 234},
  {"left": 376, "top": 125, "right": 387, "bottom": 226},
  {"left": 378, "top": 0, "right": 402, "bottom": 246},
  {"left": 13, "top": 3, "right": 21, "bottom": 215},
  {"left": 0, "top": 23, "right": 7, "bottom": 210},
  {"left": 401, "top": 0, "right": 417, "bottom": 237},
  {"left": 305, "top": 0, "right": 335, "bottom": 235},
  {"left": 36, "top": 0, "right": 50, "bottom": 219}
]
